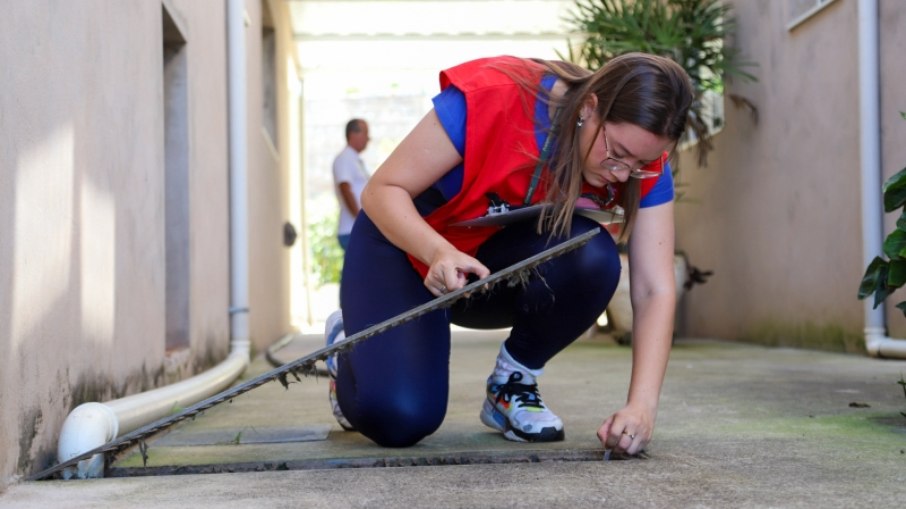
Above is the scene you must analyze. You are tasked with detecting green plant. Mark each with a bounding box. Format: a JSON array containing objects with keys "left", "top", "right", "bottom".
[
  {"left": 858, "top": 113, "right": 906, "bottom": 313},
  {"left": 310, "top": 214, "right": 343, "bottom": 287},
  {"left": 857, "top": 113, "right": 906, "bottom": 421},
  {"left": 898, "top": 374, "right": 906, "bottom": 419},
  {"left": 562, "top": 0, "right": 757, "bottom": 168}
]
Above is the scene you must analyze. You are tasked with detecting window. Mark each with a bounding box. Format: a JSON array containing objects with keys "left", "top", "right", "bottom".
[
  {"left": 261, "top": 1, "right": 278, "bottom": 151},
  {"left": 163, "top": 5, "right": 190, "bottom": 351},
  {"left": 787, "top": 0, "right": 840, "bottom": 31}
]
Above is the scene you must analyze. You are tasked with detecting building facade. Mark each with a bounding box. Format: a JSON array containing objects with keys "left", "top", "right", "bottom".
[
  {"left": 674, "top": 0, "right": 906, "bottom": 351},
  {"left": 1, "top": 0, "right": 301, "bottom": 488}
]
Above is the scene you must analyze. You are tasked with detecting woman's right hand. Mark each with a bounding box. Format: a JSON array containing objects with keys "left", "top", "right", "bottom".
[
  {"left": 361, "top": 108, "right": 477, "bottom": 284},
  {"left": 424, "top": 247, "right": 490, "bottom": 297}
]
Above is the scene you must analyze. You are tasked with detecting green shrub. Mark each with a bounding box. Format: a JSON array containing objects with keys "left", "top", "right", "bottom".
[
  {"left": 858, "top": 113, "right": 906, "bottom": 314},
  {"left": 857, "top": 113, "right": 906, "bottom": 421},
  {"left": 310, "top": 214, "right": 343, "bottom": 286}
]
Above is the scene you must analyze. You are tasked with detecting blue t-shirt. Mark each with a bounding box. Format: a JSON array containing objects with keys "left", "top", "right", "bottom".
[{"left": 430, "top": 81, "right": 674, "bottom": 208}]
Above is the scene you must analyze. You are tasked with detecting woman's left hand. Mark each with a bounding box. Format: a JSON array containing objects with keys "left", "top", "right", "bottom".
[
  {"left": 596, "top": 403, "right": 656, "bottom": 456},
  {"left": 596, "top": 202, "right": 673, "bottom": 457}
]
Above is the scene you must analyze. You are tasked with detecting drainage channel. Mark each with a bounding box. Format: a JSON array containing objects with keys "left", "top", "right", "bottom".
[
  {"left": 107, "top": 448, "right": 616, "bottom": 478},
  {"left": 99, "top": 309, "right": 630, "bottom": 480}
]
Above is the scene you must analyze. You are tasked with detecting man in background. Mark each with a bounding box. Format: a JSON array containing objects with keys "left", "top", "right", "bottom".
[{"left": 332, "top": 118, "right": 371, "bottom": 250}]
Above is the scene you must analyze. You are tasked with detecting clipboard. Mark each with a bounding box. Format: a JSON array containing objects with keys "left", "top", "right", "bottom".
[{"left": 451, "top": 204, "right": 624, "bottom": 227}]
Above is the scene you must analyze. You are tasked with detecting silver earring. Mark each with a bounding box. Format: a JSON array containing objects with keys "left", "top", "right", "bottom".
[{"left": 576, "top": 117, "right": 584, "bottom": 128}]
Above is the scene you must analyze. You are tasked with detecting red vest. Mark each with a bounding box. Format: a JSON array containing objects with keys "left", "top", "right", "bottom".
[{"left": 408, "top": 56, "right": 661, "bottom": 277}]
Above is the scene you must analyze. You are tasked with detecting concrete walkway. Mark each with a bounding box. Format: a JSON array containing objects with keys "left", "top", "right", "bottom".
[{"left": 3, "top": 330, "right": 906, "bottom": 508}]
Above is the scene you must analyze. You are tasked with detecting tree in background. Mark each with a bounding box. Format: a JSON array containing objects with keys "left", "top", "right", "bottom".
[{"left": 563, "top": 0, "right": 757, "bottom": 169}]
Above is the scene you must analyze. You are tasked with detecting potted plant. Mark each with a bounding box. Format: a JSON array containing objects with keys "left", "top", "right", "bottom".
[
  {"left": 563, "top": 0, "right": 753, "bottom": 341},
  {"left": 563, "top": 0, "right": 757, "bottom": 168}
]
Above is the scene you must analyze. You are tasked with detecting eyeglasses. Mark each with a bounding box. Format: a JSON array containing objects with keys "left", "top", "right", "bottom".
[{"left": 602, "top": 130, "right": 664, "bottom": 179}]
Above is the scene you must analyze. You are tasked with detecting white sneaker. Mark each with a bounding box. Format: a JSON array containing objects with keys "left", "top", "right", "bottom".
[
  {"left": 480, "top": 345, "right": 564, "bottom": 442},
  {"left": 480, "top": 370, "right": 564, "bottom": 442}
]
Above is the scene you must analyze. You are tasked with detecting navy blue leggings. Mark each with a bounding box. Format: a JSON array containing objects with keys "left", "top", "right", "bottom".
[{"left": 337, "top": 212, "right": 621, "bottom": 447}]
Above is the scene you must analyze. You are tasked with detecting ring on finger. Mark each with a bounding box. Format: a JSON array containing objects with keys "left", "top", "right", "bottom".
[{"left": 622, "top": 430, "right": 636, "bottom": 440}]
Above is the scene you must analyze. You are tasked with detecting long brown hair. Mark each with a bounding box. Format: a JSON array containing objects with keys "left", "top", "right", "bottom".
[{"left": 529, "top": 53, "right": 693, "bottom": 240}]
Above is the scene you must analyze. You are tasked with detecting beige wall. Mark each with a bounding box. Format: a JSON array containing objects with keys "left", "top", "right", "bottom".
[
  {"left": 675, "top": 0, "right": 906, "bottom": 350},
  {"left": 246, "top": 0, "right": 297, "bottom": 350},
  {"left": 168, "top": 0, "right": 232, "bottom": 371},
  {"left": 1, "top": 1, "right": 168, "bottom": 485},
  {"left": 0, "top": 0, "right": 298, "bottom": 488}
]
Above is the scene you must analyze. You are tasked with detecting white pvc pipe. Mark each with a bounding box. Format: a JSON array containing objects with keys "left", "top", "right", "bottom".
[
  {"left": 56, "top": 0, "right": 252, "bottom": 478},
  {"left": 865, "top": 329, "right": 906, "bottom": 358},
  {"left": 57, "top": 348, "right": 250, "bottom": 479},
  {"left": 858, "top": 0, "right": 906, "bottom": 358},
  {"left": 228, "top": 0, "right": 251, "bottom": 350},
  {"left": 56, "top": 403, "right": 118, "bottom": 480}
]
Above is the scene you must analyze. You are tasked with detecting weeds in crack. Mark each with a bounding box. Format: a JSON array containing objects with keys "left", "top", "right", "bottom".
[{"left": 898, "top": 374, "right": 906, "bottom": 420}]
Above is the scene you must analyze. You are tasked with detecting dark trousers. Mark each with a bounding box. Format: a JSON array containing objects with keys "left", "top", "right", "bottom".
[{"left": 338, "top": 212, "right": 621, "bottom": 447}]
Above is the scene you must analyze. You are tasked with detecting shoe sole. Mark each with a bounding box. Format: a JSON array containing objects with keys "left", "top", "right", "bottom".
[
  {"left": 480, "top": 398, "right": 564, "bottom": 443},
  {"left": 328, "top": 379, "right": 355, "bottom": 431}
]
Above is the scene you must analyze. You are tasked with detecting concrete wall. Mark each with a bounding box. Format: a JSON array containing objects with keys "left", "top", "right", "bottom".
[
  {"left": 0, "top": 0, "right": 297, "bottom": 488},
  {"left": 675, "top": 0, "right": 906, "bottom": 351},
  {"left": 245, "top": 0, "right": 297, "bottom": 351}
]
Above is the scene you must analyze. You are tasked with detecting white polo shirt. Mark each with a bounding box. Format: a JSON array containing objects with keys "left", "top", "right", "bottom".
[{"left": 332, "top": 145, "right": 370, "bottom": 235}]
